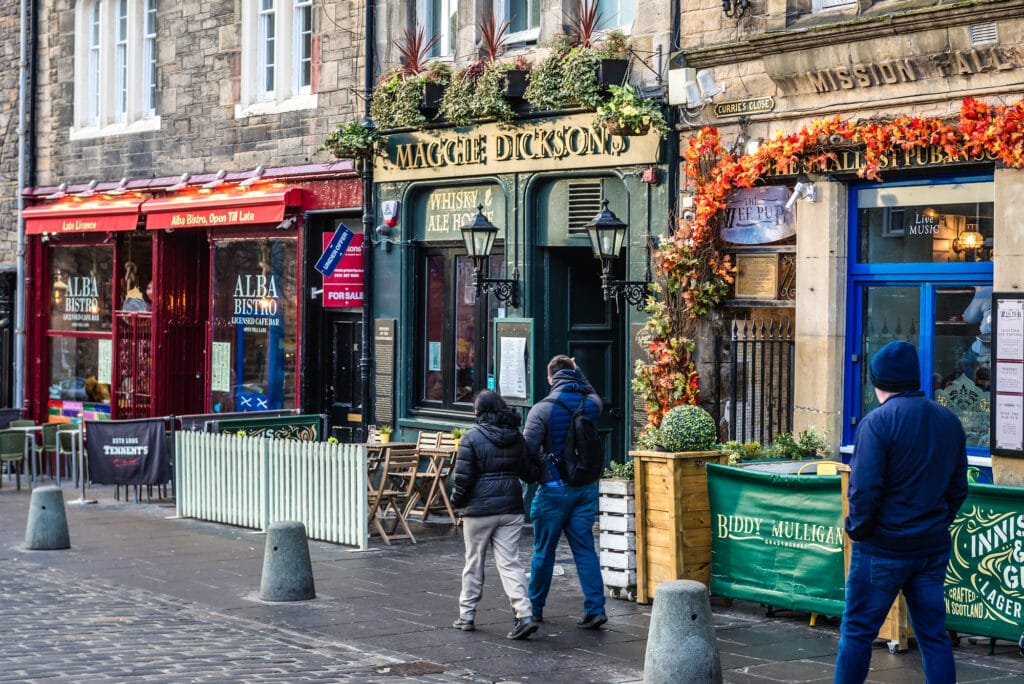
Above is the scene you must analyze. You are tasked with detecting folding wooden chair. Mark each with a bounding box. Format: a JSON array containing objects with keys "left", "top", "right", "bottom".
[
  {"left": 406, "top": 432, "right": 458, "bottom": 524},
  {"left": 367, "top": 447, "right": 419, "bottom": 545}
]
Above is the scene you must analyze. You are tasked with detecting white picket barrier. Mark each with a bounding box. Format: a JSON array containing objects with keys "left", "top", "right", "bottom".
[{"left": 175, "top": 431, "right": 368, "bottom": 549}]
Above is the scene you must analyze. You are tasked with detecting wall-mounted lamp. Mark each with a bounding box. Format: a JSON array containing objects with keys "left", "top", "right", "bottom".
[
  {"left": 200, "top": 169, "right": 227, "bottom": 191},
  {"left": 104, "top": 177, "right": 130, "bottom": 195},
  {"left": 238, "top": 166, "right": 265, "bottom": 188},
  {"left": 585, "top": 200, "right": 650, "bottom": 312},
  {"left": 722, "top": 0, "right": 750, "bottom": 18},
  {"left": 669, "top": 68, "right": 726, "bottom": 124},
  {"left": 952, "top": 223, "right": 984, "bottom": 256},
  {"left": 460, "top": 206, "right": 519, "bottom": 307},
  {"left": 166, "top": 173, "right": 191, "bottom": 192},
  {"left": 43, "top": 182, "right": 68, "bottom": 200},
  {"left": 784, "top": 181, "right": 817, "bottom": 210},
  {"left": 74, "top": 180, "right": 99, "bottom": 198}
]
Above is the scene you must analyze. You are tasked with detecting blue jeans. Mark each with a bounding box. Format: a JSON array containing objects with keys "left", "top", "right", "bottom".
[
  {"left": 835, "top": 543, "right": 955, "bottom": 684},
  {"left": 528, "top": 482, "right": 605, "bottom": 617}
]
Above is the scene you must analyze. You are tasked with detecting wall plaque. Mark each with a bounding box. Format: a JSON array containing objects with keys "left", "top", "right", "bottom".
[
  {"left": 374, "top": 319, "right": 396, "bottom": 426},
  {"left": 735, "top": 255, "right": 779, "bottom": 299},
  {"left": 722, "top": 187, "right": 794, "bottom": 244}
]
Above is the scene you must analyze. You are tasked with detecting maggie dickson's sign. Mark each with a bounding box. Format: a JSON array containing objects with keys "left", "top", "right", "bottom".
[{"left": 374, "top": 113, "right": 661, "bottom": 182}]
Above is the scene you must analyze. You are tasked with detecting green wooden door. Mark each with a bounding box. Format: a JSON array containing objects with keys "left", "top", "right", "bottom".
[{"left": 538, "top": 246, "right": 624, "bottom": 466}]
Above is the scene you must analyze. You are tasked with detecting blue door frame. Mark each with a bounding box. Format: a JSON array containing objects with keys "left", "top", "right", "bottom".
[{"left": 842, "top": 173, "right": 993, "bottom": 455}]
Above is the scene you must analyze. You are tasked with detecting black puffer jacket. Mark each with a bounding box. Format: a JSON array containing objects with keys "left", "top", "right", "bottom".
[{"left": 450, "top": 408, "right": 530, "bottom": 517}]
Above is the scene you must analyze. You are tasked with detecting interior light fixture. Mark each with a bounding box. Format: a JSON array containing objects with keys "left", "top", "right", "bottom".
[
  {"left": 238, "top": 166, "right": 266, "bottom": 188},
  {"left": 952, "top": 223, "right": 985, "bottom": 255},
  {"left": 166, "top": 173, "right": 191, "bottom": 192},
  {"left": 200, "top": 169, "right": 227, "bottom": 191},
  {"left": 921, "top": 207, "right": 940, "bottom": 220}
]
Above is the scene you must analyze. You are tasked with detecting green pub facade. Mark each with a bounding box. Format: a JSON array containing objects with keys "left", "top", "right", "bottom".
[{"left": 370, "top": 113, "right": 669, "bottom": 457}]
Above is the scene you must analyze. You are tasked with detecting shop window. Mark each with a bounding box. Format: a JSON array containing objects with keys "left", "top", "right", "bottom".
[
  {"left": 417, "top": 249, "right": 503, "bottom": 412},
  {"left": 496, "top": 0, "right": 540, "bottom": 42},
  {"left": 210, "top": 238, "right": 298, "bottom": 412},
  {"left": 847, "top": 178, "right": 993, "bottom": 452},
  {"left": 48, "top": 337, "right": 112, "bottom": 420},
  {"left": 49, "top": 245, "right": 114, "bottom": 333},
  {"left": 72, "top": 0, "right": 160, "bottom": 138},
  {"left": 418, "top": 0, "right": 456, "bottom": 57},
  {"left": 597, "top": 0, "right": 635, "bottom": 29},
  {"left": 857, "top": 182, "right": 993, "bottom": 264},
  {"left": 238, "top": 0, "right": 317, "bottom": 117}
]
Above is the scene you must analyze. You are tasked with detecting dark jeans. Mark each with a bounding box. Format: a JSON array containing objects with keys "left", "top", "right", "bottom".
[
  {"left": 528, "top": 482, "right": 605, "bottom": 617},
  {"left": 835, "top": 543, "right": 955, "bottom": 684}
]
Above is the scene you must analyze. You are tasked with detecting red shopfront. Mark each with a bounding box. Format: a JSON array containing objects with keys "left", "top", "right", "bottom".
[{"left": 23, "top": 183, "right": 321, "bottom": 423}]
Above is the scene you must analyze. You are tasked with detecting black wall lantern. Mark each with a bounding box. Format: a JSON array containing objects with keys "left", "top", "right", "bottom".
[
  {"left": 461, "top": 205, "right": 519, "bottom": 307},
  {"left": 585, "top": 200, "right": 650, "bottom": 312}
]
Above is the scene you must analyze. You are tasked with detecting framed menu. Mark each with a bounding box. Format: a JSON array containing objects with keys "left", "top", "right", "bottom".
[
  {"left": 991, "top": 293, "right": 1024, "bottom": 457},
  {"left": 494, "top": 318, "right": 533, "bottom": 407}
]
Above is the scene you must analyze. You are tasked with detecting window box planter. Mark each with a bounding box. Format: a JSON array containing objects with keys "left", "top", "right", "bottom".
[
  {"left": 503, "top": 69, "right": 529, "bottom": 99},
  {"left": 597, "top": 58, "right": 628, "bottom": 88},
  {"left": 421, "top": 82, "right": 445, "bottom": 113}
]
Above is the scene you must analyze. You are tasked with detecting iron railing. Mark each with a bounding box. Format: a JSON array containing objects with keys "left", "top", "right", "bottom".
[{"left": 729, "top": 319, "right": 794, "bottom": 444}]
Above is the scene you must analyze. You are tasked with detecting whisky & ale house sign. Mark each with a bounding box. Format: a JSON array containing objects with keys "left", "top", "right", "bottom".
[
  {"left": 707, "top": 464, "right": 1024, "bottom": 642},
  {"left": 374, "top": 113, "right": 661, "bottom": 183}
]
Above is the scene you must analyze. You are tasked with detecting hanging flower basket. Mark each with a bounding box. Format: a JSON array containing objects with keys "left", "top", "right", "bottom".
[{"left": 603, "top": 117, "right": 650, "bottom": 136}]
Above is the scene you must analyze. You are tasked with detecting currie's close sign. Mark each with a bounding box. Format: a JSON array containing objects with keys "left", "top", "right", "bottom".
[{"left": 374, "top": 113, "right": 661, "bottom": 182}]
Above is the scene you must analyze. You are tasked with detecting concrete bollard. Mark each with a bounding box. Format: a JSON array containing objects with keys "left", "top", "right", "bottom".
[
  {"left": 259, "top": 521, "right": 316, "bottom": 601},
  {"left": 24, "top": 486, "right": 71, "bottom": 550},
  {"left": 643, "top": 580, "right": 722, "bottom": 684}
]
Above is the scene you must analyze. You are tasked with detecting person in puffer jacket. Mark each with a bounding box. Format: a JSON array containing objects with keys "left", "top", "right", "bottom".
[{"left": 450, "top": 390, "right": 539, "bottom": 641}]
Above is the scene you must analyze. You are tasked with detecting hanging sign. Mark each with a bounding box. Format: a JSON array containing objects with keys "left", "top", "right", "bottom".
[
  {"left": 721, "top": 187, "right": 794, "bottom": 244},
  {"left": 321, "top": 230, "right": 364, "bottom": 308},
  {"left": 85, "top": 418, "right": 171, "bottom": 485},
  {"left": 315, "top": 223, "right": 355, "bottom": 277}
]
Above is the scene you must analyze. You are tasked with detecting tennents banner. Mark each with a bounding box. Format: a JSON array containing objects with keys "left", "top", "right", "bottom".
[
  {"left": 707, "top": 463, "right": 846, "bottom": 616},
  {"left": 85, "top": 418, "right": 170, "bottom": 485}
]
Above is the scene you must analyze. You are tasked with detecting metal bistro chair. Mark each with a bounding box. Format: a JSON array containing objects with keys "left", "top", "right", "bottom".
[
  {"left": 9, "top": 419, "right": 35, "bottom": 428},
  {"left": 37, "top": 423, "right": 65, "bottom": 483},
  {"left": 58, "top": 428, "right": 85, "bottom": 487},
  {"left": 0, "top": 429, "right": 26, "bottom": 490}
]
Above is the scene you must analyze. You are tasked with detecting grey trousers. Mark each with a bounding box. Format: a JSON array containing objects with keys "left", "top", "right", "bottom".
[{"left": 459, "top": 513, "right": 532, "bottom": 620}]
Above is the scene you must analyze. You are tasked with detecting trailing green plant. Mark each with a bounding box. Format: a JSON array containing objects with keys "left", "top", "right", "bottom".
[
  {"left": 655, "top": 404, "right": 717, "bottom": 452},
  {"left": 635, "top": 426, "right": 660, "bottom": 451},
  {"left": 370, "top": 63, "right": 451, "bottom": 130},
  {"left": 440, "top": 60, "right": 518, "bottom": 126},
  {"left": 561, "top": 47, "right": 603, "bottom": 110},
  {"left": 523, "top": 35, "right": 575, "bottom": 112},
  {"left": 603, "top": 458, "right": 635, "bottom": 479},
  {"left": 451, "top": 427, "right": 467, "bottom": 439},
  {"left": 593, "top": 84, "right": 669, "bottom": 136},
  {"left": 317, "top": 119, "right": 381, "bottom": 160}
]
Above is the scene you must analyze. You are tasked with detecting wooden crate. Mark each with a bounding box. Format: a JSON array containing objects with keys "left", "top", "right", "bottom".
[
  {"left": 598, "top": 478, "right": 636, "bottom": 596},
  {"left": 631, "top": 449, "right": 726, "bottom": 604}
]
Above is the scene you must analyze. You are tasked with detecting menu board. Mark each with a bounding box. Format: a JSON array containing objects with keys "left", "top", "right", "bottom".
[
  {"left": 494, "top": 318, "right": 533, "bottom": 407},
  {"left": 991, "top": 293, "right": 1024, "bottom": 457}
]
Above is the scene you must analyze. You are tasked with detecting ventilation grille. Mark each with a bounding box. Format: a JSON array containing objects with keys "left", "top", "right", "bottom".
[
  {"left": 567, "top": 181, "right": 603, "bottom": 234},
  {"left": 970, "top": 23, "right": 998, "bottom": 46}
]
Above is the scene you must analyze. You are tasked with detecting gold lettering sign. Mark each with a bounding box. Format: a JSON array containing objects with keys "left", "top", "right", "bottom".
[
  {"left": 375, "top": 114, "right": 661, "bottom": 182},
  {"left": 763, "top": 146, "right": 1000, "bottom": 178},
  {"left": 735, "top": 255, "right": 778, "bottom": 299},
  {"left": 714, "top": 97, "right": 775, "bottom": 118}
]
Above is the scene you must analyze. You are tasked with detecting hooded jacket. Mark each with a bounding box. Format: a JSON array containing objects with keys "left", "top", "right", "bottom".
[
  {"left": 523, "top": 368, "right": 603, "bottom": 484},
  {"left": 450, "top": 407, "right": 530, "bottom": 517},
  {"left": 847, "top": 390, "right": 968, "bottom": 556}
]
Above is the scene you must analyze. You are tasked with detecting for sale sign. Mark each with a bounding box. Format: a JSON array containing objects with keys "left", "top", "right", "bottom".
[{"left": 321, "top": 230, "right": 364, "bottom": 308}]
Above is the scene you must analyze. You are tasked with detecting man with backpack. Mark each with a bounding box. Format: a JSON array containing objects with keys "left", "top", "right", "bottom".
[{"left": 523, "top": 354, "right": 607, "bottom": 630}]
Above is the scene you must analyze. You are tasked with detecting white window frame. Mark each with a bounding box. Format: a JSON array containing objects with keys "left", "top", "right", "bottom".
[
  {"left": 496, "top": 0, "right": 540, "bottom": 45},
  {"left": 142, "top": 0, "right": 157, "bottom": 116},
  {"left": 417, "top": 0, "right": 456, "bottom": 59},
  {"left": 813, "top": 0, "right": 856, "bottom": 11},
  {"left": 238, "top": 0, "right": 317, "bottom": 118},
  {"left": 596, "top": 0, "right": 635, "bottom": 31},
  {"left": 73, "top": 0, "right": 160, "bottom": 139}
]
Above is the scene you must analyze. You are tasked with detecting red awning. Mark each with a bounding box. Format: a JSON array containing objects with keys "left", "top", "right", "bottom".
[
  {"left": 23, "top": 198, "right": 143, "bottom": 235},
  {"left": 141, "top": 188, "right": 304, "bottom": 230}
]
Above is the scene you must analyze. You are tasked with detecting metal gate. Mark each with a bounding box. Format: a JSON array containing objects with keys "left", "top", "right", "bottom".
[
  {"left": 115, "top": 312, "right": 152, "bottom": 419},
  {"left": 729, "top": 318, "right": 794, "bottom": 444}
]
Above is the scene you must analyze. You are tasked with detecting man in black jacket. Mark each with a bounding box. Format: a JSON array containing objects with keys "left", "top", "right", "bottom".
[{"left": 450, "top": 390, "right": 538, "bottom": 640}]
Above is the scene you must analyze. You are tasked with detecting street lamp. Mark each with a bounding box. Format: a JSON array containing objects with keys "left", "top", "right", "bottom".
[
  {"left": 585, "top": 200, "right": 649, "bottom": 311},
  {"left": 461, "top": 205, "right": 519, "bottom": 307}
]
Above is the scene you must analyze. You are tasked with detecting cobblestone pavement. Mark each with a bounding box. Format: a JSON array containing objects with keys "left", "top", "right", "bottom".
[{"left": 1, "top": 484, "right": 1022, "bottom": 683}]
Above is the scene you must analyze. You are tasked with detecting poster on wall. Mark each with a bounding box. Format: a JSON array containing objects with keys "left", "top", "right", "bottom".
[
  {"left": 991, "top": 293, "right": 1024, "bottom": 457},
  {"left": 97, "top": 339, "right": 112, "bottom": 386},
  {"left": 211, "top": 342, "right": 231, "bottom": 393}
]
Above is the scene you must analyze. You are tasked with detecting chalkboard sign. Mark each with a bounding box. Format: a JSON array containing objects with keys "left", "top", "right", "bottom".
[
  {"left": 991, "top": 292, "right": 1024, "bottom": 458},
  {"left": 493, "top": 318, "right": 533, "bottom": 407}
]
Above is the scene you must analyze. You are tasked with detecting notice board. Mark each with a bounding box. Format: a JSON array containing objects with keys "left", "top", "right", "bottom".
[
  {"left": 991, "top": 292, "right": 1024, "bottom": 457},
  {"left": 493, "top": 318, "right": 533, "bottom": 407}
]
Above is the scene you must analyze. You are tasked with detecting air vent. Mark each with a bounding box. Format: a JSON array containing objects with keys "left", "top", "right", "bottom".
[
  {"left": 969, "top": 23, "right": 998, "bottom": 46},
  {"left": 567, "top": 181, "right": 603, "bottom": 234}
]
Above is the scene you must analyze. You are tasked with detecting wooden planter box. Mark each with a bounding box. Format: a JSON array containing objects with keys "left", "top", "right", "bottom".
[
  {"left": 631, "top": 449, "right": 726, "bottom": 604},
  {"left": 599, "top": 478, "right": 636, "bottom": 600}
]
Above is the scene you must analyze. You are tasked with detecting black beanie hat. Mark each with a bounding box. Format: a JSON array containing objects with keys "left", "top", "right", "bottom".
[{"left": 870, "top": 340, "right": 920, "bottom": 392}]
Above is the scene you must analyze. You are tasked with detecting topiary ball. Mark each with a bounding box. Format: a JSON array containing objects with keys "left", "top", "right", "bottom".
[{"left": 657, "top": 405, "right": 717, "bottom": 452}]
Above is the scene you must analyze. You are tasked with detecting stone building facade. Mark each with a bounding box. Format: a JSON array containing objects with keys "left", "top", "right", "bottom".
[{"left": 675, "top": 0, "right": 1023, "bottom": 481}]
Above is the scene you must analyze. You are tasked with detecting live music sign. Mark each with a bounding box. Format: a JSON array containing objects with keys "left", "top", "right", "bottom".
[{"left": 322, "top": 231, "right": 364, "bottom": 308}]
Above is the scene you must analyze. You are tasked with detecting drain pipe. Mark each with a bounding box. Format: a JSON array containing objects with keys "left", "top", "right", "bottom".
[
  {"left": 14, "top": 0, "right": 36, "bottom": 411},
  {"left": 358, "top": 0, "right": 375, "bottom": 439}
]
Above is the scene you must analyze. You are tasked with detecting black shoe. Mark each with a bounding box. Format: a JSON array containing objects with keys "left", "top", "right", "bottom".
[
  {"left": 507, "top": 616, "right": 539, "bottom": 640},
  {"left": 452, "top": 618, "right": 475, "bottom": 631},
  {"left": 532, "top": 614, "right": 544, "bottom": 623},
  {"left": 576, "top": 613, "right": 608, "bottom": 630}
]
